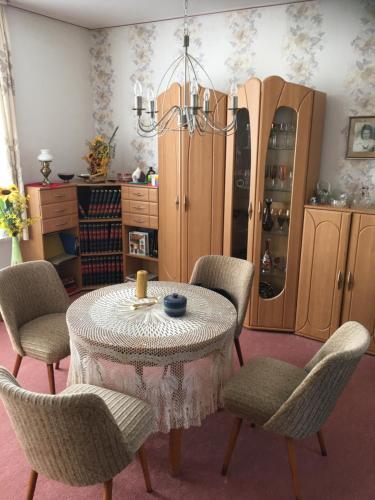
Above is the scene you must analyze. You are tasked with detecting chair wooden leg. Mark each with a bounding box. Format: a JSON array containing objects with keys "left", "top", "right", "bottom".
[
  {"left": 103, "top": 479, "right": 112, "bottom": 500},
  {"left": 46, "top": 364, "right": 56, "bottom": 394},
  {"left": 13, "top": 354, "right": 23, "bottom": 377},
  {"left": 234, "top": 338, "right": 244, "bottom": 366},
  {"left": 26, "top": 469, "right": 38, "bottom": 500},
  {"left": 55, "top": 361, "right": 60, "bottom": 370},
  {"left": 317, "top": 430, "right": 327, "bottom": 456},
  {"left": 222, "top": 417, "right": 243, "bottom": 476},
  {"left": 286, "top": 437, "right": 301, "bottom": 500},
  {"left": 138, "top": 444, "right": 152, "bottom": 493},
  {"left": 169, "top": 428, "right": 183, "bottom": 477}
]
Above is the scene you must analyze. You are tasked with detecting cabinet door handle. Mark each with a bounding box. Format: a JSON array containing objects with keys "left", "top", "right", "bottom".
[
  {"left": 347, "top": 271, "right": 353, "bottom": 290},
  {"left": 337, "top": 270, "right": 343, "bottom": 289},
  {"left": 248, "top": 202, "right": 253, "bottom": 220}
]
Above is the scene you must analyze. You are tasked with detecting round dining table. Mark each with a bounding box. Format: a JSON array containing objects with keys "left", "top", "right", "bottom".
[{"left": 67, "top": 281, "right": 237, "bottom": 475}]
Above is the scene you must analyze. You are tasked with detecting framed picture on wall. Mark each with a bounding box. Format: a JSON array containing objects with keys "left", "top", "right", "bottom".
[{"left": 346, "top": 116, "right": 375, "bottom": 159}]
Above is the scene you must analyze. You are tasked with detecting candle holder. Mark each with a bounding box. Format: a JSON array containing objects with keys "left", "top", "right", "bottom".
[{"left": 38, "top": 149, "right": 53, "bottom": 184}]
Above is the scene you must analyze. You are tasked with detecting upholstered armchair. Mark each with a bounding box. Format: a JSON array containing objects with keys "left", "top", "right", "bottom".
[
  {"left": 189, "top": 255, "right": 255, "bottom": 365},
  {"left": 0, "top": 366, "right": 154, "bottom": 499},
  {"left": 221, "top": 321, "right": 370, "bottom": 500},
  {"left": 0, "top": 260, "right": 70, "bottom": 393}
]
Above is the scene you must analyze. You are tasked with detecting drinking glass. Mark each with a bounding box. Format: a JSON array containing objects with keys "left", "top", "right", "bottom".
[
  {"left": 271, "top": 165, "right": 278, "bottom": 186},
  {"left": 278, "top": 165, "right": 288, "bottom": 188},
  {"left": 277, "top": 209, "right": 286, "bottom": 231}
]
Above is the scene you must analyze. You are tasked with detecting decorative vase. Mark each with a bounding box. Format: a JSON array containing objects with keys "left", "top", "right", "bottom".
[
  {"left": 261, "top": 238, "right": 273, "bottom": 274},
  {"left": 11, "top": 236, "right": 23, "bottom": 266},
  {"left": 262, "top": 198, "right": 274, "bottom": 231}
]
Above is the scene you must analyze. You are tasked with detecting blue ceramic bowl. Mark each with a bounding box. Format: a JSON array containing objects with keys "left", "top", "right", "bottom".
[{"left": 164, "top": 293, "right": 187, "bottom": 317}]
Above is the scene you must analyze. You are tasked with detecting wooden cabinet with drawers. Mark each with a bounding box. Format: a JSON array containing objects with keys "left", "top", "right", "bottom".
[
  {"left": 21, "top": 184, "right": 81, "bottom": 293},
  {"left": 122, "top": 183, "right": 159, "bottom": 279},
  {"left": 296, "top": 206, "right": 375, "bottom": 353}
]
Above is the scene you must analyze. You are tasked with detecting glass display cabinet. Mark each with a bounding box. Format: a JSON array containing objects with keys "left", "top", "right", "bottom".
[{"left": 224, "top": 75, "right": 326, "bottom": 331}]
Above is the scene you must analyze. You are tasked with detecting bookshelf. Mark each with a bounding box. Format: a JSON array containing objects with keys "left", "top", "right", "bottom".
[
  {"left": 21, "top": 184, "right": 81, "bottom": 296},
  {"left": 77, "top": 183, "right": 123, "bottom": 288},
  {"left": 122, "top": 184, "right": 159, "bottom": 281},
  {"left": 22, "top": 182, "right": 159, "bottom": 293}
]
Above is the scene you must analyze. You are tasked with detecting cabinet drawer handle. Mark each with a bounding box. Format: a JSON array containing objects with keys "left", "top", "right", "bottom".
[
  {"left": 134, "top": 206, "right": 146, "bottom": 211},
  {"left": 248, "top": 202, "right": 253, "bottom": 220},
  {"left": 135, "top": 192, "right": 143, "bottom": 197},
  {"left": 134, "top": 218, "right": 145, "bottom": 223},
  {"left": 347, "top": 271, "right": 353, "bottom": 290},
  {"left": 55, "top": 222, "right": 67, "bottom": 228},
  {"left": 337, "top": 270, "right": 343, "bottom": 289},
  {"left": 54, "top": 194, "right": 66, "bottom": 199},
  {"left": 54, "top": 208, "right": 66, "bottom": 214}
]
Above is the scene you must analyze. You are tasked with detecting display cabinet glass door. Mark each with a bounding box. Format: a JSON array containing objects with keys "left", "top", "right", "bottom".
[
  {"left": 259, "top": 106, "right": 296, "bottom": 299},
  {"left": 231, "top": 108, "right": 251, "bottom": 260}
]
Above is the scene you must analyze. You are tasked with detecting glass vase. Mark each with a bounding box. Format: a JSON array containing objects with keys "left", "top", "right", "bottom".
[{"left": 11, "top": 236, "right": 23, "bottom": 266}]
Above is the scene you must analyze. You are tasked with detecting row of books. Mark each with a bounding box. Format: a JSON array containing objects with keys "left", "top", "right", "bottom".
[
  {"left": 79, "top": 189, "right": 121, "bottom": 219},
  {"left": 82, "top": 256, "right": 123, "bottom": 286},
  {"left": 80, "top": 223, "right": 122, "bottom": 253}
]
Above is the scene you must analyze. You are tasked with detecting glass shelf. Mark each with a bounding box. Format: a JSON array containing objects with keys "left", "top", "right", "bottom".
[
  {"left": 265, "top": 187, "right": 292, "bottom": 193},
  {"left": 260, "top": 107, "right": 296, "bottom": 300}
]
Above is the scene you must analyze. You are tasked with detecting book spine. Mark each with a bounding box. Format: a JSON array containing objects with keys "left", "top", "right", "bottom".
[
  {"left": 87, "top": 190, "right": 95, "bottom": 217},
  {"left": 104, "top": 190, "right": 113, "bottom": 218}
]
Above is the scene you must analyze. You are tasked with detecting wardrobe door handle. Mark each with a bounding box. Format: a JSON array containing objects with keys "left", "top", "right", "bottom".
[
  {"left": 258, "top": 201, "right": 262, "bottom": 219},
  {"left": 337, "top": 270, "right": 343, "bottom": 289},
  {"left": 183, "top": 195, "right": 188, "bottom": 211},
  {"left": 175, "top": 195, "right": 179, "bottom": 207},
  {"left": 248, "top": 202, "right": 253, "bottom": 220},
  {"left": 347, "top": 271, "right": 353, "bottom": 290}
]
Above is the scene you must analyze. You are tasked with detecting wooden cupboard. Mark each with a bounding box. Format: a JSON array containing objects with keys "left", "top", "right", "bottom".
[
  {"left": 158, "top": 84, "right": 227, "bottom": 282},
  {"left": 224, "top": 76, "right": 326, "bottom": 331},
  {"left": 296, "top": 206, "right": 375, "bottom": 354}
]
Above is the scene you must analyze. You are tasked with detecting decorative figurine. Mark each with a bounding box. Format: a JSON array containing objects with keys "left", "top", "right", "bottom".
[
  {"left": 262, "top": 198, "right": 274, "bottom": 231},
  {"left": 132, "top": 166, "right": 146, "bottom": 183}
]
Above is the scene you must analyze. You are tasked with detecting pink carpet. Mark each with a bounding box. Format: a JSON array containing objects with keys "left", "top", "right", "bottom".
[{"left": 0, "top": 323, "right": 374, "bottom": 500}]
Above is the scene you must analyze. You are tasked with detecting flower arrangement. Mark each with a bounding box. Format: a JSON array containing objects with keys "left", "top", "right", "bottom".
[
  {"left": 0, "top": 184, "right": 33, "bottom": 237},
  {"left": 82, "top": 126, "right": 119, "bottom": 179}
]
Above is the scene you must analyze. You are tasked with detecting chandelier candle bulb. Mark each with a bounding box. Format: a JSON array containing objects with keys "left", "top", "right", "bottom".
[
  {"left": 136, "top": 270, "right": 148, "bottom": 299},
  {"left": 134, "top": 80, "right": 143, "bottom": 114},
  {"left": 230, "top": 82, "right": 238, "bottom": 111},
  {"left": 203, "top": 88, "right": 210, "bottom": 113}
]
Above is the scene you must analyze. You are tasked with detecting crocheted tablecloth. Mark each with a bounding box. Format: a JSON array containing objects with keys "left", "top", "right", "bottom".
[{"left": 67, "top": 282, "right": 236, "bottom": 432}]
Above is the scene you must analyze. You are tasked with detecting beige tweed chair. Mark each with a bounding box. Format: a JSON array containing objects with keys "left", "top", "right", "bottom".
[
  {"left": 0, "top": 366, "right": 154, "bottom": 499},
  {"left": 0, "top": 260, "right": 70, "bottom": 394},
  {"left": 221, "top": 321, "right": 370, "bottom": 500},
  {"left": 190, "top": 255, "right": 255, "bottom": 366}
]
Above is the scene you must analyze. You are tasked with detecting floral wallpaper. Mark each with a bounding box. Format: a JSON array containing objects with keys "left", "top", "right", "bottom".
[
  {"left": 284, "top": 2, "right": 324, "bottom": 86},
  {"left": 334, "top": 0, "right": 375, "bottom": 194},
  {"left": 89, "top": 29, "right": 114, "bottom": 138},
  {"left": 89, "top": 0, "right": 374, "bottom": 199},
  {"left": 225, "top": 9, "right": 261, "bottom": 85},
  {"left": 128, "top": 23, "right": 157, "bottom": 168}
]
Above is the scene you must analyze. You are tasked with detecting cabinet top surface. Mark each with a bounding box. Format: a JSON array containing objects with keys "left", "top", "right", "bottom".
[{"left": 305, "top": 204, "right": 375, "bottom": 215}]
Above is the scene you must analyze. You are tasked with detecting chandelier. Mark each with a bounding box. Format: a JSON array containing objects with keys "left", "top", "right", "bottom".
[{"left": 133, "top": 0, "right": 238, "bottom": 137}]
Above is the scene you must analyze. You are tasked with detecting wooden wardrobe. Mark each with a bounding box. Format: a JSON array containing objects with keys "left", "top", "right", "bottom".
[
  {"left": 296, "top": 206, "right": 375, "bottom": 353},
  {"left": 224, "top": 76, "right": 326, "bottom": 331},
  {"left": 158, "top": 83, "right": 227, "bottom": 282}
]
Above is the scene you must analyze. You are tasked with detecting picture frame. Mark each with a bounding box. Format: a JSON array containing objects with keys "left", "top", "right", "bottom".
[{"left": 346, "top": 116, "right": 375, "bottom": 159}]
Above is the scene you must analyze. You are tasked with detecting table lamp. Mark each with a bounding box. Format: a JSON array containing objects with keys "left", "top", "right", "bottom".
[{"left": 38, "top": 149, "right": 53, "bottom": 184}]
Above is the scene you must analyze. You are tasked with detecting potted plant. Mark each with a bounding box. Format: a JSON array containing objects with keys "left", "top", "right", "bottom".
[{"left": 82, "top": 126, "right": 119, "bottom": 181}]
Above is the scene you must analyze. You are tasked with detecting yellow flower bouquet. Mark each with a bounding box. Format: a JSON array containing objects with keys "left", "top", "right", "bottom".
[
  {"left": 0, "top": 184, "right": 35, "bottom": 265},
  {"left": 82, "top": 126, "right": 119, "bottom": 179}
]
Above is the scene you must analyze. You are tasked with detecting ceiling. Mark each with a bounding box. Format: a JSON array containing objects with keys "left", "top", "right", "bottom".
[{"left": 7, "top": 0, "right": 304, "bottom": 29}]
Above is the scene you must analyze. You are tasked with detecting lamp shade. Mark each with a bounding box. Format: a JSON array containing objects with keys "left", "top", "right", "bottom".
[{"left": 37, "top": 149, "right": 53, "bottom": 162}]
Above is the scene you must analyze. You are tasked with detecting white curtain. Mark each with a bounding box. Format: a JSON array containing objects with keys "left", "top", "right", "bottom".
[{"left": 0, "top": 6, "right": 26, "bottom": 237}]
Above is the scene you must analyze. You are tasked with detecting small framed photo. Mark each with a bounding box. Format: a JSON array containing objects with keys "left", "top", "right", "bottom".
[{"left": 346, "top": 116, "right": 375, "bottom": 159}]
